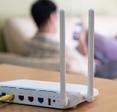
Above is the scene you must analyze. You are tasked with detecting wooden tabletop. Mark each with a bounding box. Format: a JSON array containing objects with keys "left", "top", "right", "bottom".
[{"left": 0, "top": 64, "right": 117, "bottom": 112}]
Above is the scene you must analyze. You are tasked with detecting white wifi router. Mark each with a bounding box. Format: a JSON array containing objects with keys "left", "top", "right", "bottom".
[{"left": 0, "top": 9, "right": 99, "bottom": 109}]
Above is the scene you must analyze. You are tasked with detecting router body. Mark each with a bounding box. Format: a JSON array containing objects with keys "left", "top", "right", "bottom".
[{"left": 0, "top": 79, "right": 98, "bottom": 109}]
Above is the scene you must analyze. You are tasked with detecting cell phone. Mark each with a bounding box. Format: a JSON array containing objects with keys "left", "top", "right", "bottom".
[{"left": 73, "top": 23, "right": 83, "bottom": 40}]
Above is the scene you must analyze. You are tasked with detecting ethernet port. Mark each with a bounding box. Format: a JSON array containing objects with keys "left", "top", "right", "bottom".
[
  {"left": 38, "top": 97, "right": 44, "bottom": 103},
  {"left": 28, "top": 96, "right": 34, "bottom": 102},
  {"left": 19, "top": 95, "right": 24, "bottom": 101}
]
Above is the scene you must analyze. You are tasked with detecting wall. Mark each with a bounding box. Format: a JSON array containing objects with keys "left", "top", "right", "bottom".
[
  {"left": 0, "top": 0, "right": 117, "bottom": 17},
  {"left": 0, "top": 0, "right": 117, "bottom": 51},
  {"left": 0, "top": 0, "right": 35, "bottom": 17},
  {"left": 56, "top": 0, "right": 117, "bottom": 15}
]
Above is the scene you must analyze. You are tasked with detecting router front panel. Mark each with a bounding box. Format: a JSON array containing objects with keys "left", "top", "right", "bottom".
[{"left": 0, "top": 86, "right": 65, "bottom": 108}]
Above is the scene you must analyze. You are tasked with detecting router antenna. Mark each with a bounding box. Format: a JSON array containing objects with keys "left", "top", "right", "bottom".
[
  {"left": 60, "top": 10, "right": 68, "bottom": 105},
  {"left": 87, "top": 9, "right": 94, "bottom": 101}
]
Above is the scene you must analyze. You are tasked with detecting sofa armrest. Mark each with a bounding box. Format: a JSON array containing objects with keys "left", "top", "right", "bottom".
[{"left": 0, "top": 53, "right": 59, "bottom": 71}]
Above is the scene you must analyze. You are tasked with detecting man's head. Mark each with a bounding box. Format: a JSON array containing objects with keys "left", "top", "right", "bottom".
[{"left": 31, "top": 0, "right": 57, "bottom": 33}]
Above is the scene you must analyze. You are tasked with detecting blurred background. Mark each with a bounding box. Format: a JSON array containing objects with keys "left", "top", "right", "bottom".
[{"left": 0, "top": 0, "right": 117, "bottom": 79}]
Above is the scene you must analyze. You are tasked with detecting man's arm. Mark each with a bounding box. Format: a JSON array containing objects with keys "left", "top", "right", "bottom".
[{"left": 78, "top": 31, "right": 88, "bottom": 56}]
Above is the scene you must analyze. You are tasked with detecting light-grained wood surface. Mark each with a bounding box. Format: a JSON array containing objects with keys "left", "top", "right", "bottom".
[{"left": 0, "top": 64, "right": 117, "bottom": 112}]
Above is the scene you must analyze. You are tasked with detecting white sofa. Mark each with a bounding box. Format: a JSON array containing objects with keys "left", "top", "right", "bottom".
[
  {"left": 1, "top": 16, "right": 88, "bottom": 75},
  {"left": 1, "top": 16, "right": 117, "bottom": 75}
]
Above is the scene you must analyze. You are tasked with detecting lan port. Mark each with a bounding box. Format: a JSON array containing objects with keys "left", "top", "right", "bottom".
[{"left": 38, "top": 97, "right": 44, "bottom": 103}]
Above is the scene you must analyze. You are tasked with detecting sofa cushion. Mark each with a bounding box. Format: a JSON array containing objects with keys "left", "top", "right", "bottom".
[{"left": 3, "top": 17, "right": 37, "bottom": 55}]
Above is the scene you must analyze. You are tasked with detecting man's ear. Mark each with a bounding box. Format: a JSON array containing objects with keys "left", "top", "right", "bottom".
[{"left": 49, "top": 13, "right": 57, "bottom": 24}]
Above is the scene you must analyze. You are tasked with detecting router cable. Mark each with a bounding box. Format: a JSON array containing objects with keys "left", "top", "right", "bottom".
[{"left": 0, "top": 94, "right": 14, "bottom": 102}]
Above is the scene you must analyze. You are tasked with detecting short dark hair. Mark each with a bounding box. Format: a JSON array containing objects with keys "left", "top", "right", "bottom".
[{"left": 31, "top": 0, "right": 57, "bottom": 27}]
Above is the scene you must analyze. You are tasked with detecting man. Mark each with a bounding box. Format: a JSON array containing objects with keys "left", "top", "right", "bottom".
[
  {"left": 74, "top": 23, "right": 117, "bottom": 79},
  {"left": 28, "top": 0, "right": 59, "bottom": 58},
  {"left": 75, "top": 23, "right": 117, "bottom": 64},
  {"left": 27, "top": 0, "right": 88, "bottom": 75}
]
